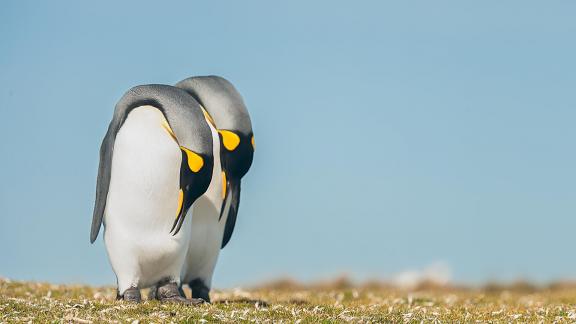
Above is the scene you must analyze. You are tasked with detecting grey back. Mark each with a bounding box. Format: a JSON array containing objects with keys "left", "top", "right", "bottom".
[{"left": 175, "top": 76, "right": 252, "bottom": 135}]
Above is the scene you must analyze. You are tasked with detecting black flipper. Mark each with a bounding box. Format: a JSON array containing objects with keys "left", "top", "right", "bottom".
[
  {"left": 221, "top": 179, "right": 241, "bottom": 248},
  {"left": 91, "top": 125, "right": 116, "bottom": 243}
]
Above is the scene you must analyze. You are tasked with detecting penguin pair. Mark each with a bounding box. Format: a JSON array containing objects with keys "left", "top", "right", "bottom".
[{"left": 90, "top": 76, "right": 253, "bottom": 304}]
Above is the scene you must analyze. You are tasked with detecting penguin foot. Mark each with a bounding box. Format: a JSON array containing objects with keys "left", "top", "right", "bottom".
[
  {"left": 189, "top": 279, "right": 211, "bottom": 303},
  {"left": 156, "top": 282, "right": 205, "bottom": 305},
  {"left": 149, "top": 284, "right": 190, "bottom": 301},
  {"left": 121, "top": 287, "right": 142, "bottom": 303}
]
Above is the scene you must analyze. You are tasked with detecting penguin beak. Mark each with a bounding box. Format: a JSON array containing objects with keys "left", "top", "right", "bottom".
[
  {"left": 228, "top": 180, "right": 241, "bottom": 225},
  {"left": 170, "top": 176, "right": 210, "bottom": 236},
  {"left": 170, "top": 188, "right": 191, "bottom": 236},
  {"left": 219, "top": 177, "right": 241, "bottom": 248},
  {"left": 219, "top": 178, "right": 241, "bottom": 222},
  {"left": 170, "top": 211, "right": 186, "bottom": 236},
  {"left": 169, "top": 150, "right": 214, "bottom": 236}
]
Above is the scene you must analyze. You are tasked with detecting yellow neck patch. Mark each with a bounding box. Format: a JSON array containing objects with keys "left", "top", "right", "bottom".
[
  {"left": 219, "top": 130, "right": 241, "bottom": 151},
  {"left": 251, "top": 135, "right": 255, "bottom": 150},
  {"left": 180, "top": 146, "right": 204, "bottom": 172}
]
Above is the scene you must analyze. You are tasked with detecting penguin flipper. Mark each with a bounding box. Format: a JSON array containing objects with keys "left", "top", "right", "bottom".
[{"left": 90, "top": 102, "right": 131, "bottom": 243}]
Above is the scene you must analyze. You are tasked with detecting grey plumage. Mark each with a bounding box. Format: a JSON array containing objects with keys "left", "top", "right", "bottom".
[
  {"left": 175, "top": 76, "right": 252, "bottom": 135},
  {"left": 90, "top": 84, "right": 213, "bottom": 243}
]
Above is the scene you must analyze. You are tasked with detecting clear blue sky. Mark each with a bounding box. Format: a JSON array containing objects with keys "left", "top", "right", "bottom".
[{"left": 1, "top": 1, "right": 575, "bottom": 288}]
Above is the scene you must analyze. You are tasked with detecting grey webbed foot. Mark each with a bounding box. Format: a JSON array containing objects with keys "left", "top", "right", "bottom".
[
  {"left": 120, "top": 287, "right": 141, "bottom": 303},
  {"left": 149, "top": 284, "right": 190, "bottom": 302},
  {"left": 156, "top": 282, "right": 204, "bottom": 305},
  {"left": 189, "top": 279, "right": 211, "bottom": 303}
]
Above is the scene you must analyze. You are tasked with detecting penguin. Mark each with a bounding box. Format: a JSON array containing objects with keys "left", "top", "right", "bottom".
[
  {"left": 174, "top": 76, "right": 254, "bottom": 302},
  {"left": 90, "top": 84, "right": 214, "bottom": 304}
]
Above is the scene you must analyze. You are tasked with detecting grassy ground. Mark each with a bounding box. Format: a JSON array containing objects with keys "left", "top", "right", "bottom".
[{"left": 3, "top": 277, "right": 576, "bottom": 323}]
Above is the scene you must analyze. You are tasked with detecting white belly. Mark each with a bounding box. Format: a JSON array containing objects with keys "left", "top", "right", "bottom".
[
  {"left": 182, "top": 122, "right": 225, "bottom": 287},
  {"left": 103, "top": 106, "right": 190, "bottom": 293}
]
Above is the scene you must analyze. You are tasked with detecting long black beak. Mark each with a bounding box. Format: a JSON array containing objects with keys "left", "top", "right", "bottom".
[
  {"left": 220, "top": 177, "right": 241, "bottom": 248},
  {"left": 170, "top": 180, "right": 206, "bottom": 236},
  {"left": 169, "top": 150, "right": 214, "bottom": 236},
  {"left": 170, "top": 209, "right": 186, "bottom": 236},
  {"left": 170, "top": 188, "right": 192, "bottom": 236}
]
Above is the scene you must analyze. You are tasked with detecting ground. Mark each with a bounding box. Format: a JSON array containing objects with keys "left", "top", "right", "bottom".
[{"left": 3, "top": 278, "right": 576, "bottom": 323}]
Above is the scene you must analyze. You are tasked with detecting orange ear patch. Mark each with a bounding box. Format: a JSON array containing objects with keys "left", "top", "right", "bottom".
[
  {"left": 218, "top": 130, "right": 241, "bottom": 151},
  {"left": 180, "top": 146, "right": 204, "bottom": 172}
]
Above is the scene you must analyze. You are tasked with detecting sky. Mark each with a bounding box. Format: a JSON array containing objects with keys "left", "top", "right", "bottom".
[{"left": 1, "top": 1, "right": 575, "bottom": 288}]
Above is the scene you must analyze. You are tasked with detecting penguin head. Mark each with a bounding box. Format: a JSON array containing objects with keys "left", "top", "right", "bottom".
[
  {"left": 178, "top": 146, "right": 214, "bottom": 201},
  {"left": 175, "top": 76, "right": 254, "bottom": 180},
  {"left": 170, "top": 144, "right": 214, "bottom": 235},
  {"left": 217, "top": 129, "right": 254, "bottom": 180}
]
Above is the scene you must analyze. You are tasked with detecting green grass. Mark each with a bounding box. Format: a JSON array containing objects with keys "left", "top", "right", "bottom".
[{"left": 3, "top": 278, "right": 576, "bottom": 323}]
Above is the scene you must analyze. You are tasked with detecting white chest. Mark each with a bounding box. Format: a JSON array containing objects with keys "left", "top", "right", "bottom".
[{"left": 105, "top": 106, "right": 182, "bottom": 234}]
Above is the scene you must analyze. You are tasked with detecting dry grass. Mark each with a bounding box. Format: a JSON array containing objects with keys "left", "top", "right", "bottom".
[{"left": 3, "top": 277, "right": 576, "bottom": 323}]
